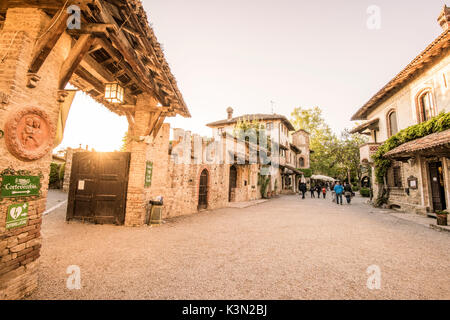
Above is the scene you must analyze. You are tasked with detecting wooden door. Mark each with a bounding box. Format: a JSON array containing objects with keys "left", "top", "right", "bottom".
[
  {"left": 67, "top": 152, "right": 131, "bottom": 225},
  {"left": 428, "top": 161, "right": 447, "bottom": 212},
  {"left": 229, "top": 165, "right": 237, "bottom": 202},
  {"left": 198, "top": 169, "right": 208, "bottom": 210}
]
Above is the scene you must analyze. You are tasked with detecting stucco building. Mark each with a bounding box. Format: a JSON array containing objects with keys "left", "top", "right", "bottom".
[
  {"left": 351, "top": 6, "right": 450, "bottom": 214},
  {"left": 207, "top": 108, "right": 311, "bottom": 195}
]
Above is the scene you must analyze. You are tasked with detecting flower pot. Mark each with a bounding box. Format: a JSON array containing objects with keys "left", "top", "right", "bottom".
[{"left": 436, "top": 214, "right": 448, "bottom": 226}]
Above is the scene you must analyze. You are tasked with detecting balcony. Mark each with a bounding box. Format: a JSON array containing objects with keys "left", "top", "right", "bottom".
[{"left": 359, "top": 143, "right": 381, "bottom": 164}]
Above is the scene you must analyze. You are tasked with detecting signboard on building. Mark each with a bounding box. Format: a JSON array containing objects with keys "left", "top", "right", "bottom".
[
  {"left": 6, "top": 203, "right": 29, "bottom": 230},
  {"left": 145, "top": 161, "right": 153, "bottom": 188},
  {"left": 1, "top": 175, "right": 40, "bottom": 198}
]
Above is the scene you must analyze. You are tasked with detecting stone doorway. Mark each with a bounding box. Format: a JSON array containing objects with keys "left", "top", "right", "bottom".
[
  {"left": 198, "top": 169, "right": 209, "bottom": 210},
  {"left": 428, "top": 161, "right": 447, "bottom": 212},
  {"left": 229, "top": 165, "right": 237, "bottom": 202}
]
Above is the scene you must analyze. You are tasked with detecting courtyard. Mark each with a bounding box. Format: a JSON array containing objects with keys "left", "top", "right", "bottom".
[{"left": 29, "top": 193, "right": 450, "bottom": 300}]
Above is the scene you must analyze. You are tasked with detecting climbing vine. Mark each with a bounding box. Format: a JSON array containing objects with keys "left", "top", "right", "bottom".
[
  {"left": 373, "top": 112, "right": 450, "bottom": 184},
  {"left": 297, "top": 168, "right": 312, "bottom": 178}
]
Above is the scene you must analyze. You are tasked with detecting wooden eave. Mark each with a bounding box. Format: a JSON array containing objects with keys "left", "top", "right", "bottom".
[{"left": 5, "top": 0, "right": 190, "bottom": 118}]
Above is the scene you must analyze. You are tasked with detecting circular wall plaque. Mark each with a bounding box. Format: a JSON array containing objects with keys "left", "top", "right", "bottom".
[{"left": 4, "top": 107, "right": 55, "bottom": 161}]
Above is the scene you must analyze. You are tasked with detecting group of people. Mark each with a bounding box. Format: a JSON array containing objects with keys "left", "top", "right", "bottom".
[{"left": 298, "top": 181, "right": 354, "bottom": 205}]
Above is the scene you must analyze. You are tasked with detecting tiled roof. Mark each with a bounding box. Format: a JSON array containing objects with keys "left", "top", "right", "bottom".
[
  {"left": 349, "top": 118, "right": 379, "bottom": 134},
  {"left": 206, "top": 114, "right": 295, "bottom": 131},
  {"left": 351, "top": 29, "right": 450, "bottom": 120},
  {"left": 384, "top": 129, "right": 450, "bottom": 157},
  {"left": 127, "top": 0, "right": 190, "bottom": 117}
]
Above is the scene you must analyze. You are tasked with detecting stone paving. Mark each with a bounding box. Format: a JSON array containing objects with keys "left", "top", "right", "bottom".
[{"left": 28, "top": 194, "right": 450, "bottom": 300}]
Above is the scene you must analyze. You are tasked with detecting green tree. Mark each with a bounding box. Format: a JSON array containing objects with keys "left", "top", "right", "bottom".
[
  {"left": 336, "top": 129, "right": 368, "bottom": 185},
  {"left": 290, "top": 107, "right": 367, "bottom": 183},
  {"left": 291, "top": 107, "right": 339, "bottom": 177}
]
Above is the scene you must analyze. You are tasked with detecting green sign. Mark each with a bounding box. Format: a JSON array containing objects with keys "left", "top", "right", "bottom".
[
  {"left": 1, "top": 175, "right": 40, "bottom": 198},
  {"left": 6, "top": 203, "right": 29, "bottom": 230},
  {"left": 145, "top": 161, "right": 153, "bottom": 188}
]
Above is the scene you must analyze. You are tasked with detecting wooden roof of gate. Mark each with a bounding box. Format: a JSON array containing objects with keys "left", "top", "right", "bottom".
[{"left": 1, "top": 0, "right": 190, "bottom": 118}]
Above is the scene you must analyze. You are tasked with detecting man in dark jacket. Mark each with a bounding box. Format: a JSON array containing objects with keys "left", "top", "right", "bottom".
[
  {"left": 344, "top": 183, "right": 353, "bottom": 204},
  {"left": 315, "top": 185, "right": 321, "bottom": 198},
  {"left": 299, "top": 182, "right": 307, "bottom": 199}
]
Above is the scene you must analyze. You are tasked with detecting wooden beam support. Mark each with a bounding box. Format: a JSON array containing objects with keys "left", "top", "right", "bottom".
[
  {"left": 152, "top": 115, "right": 166, "bottom": 138},
  {"left": 28, "top": 7, "right": 70, "bottom": 73},
  {"left": 145, "top": 110, "right": 161, "bottom": 136},
  {"left": 95, "top": 0, "right": 166, "bottom": 103},
  {"left": 67, "top": 23, "right": 116, "bottom": 36},
  {"left": 8, "top": 0, "right": 95, "bottom": 10},
  {"left": 59, "top": 33, "right": 95, "bottom": 89}
]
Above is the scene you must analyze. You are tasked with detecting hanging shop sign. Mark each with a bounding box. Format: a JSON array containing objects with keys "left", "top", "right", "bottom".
[
  {"left": 1, "top": 175, "right": 40, "bottom": 197},
  {"left": 145, "top": 161, "right": 153, "bottom": 188},
  {"left": 6, "top": 202, "right": 29, "bottom": 230}
]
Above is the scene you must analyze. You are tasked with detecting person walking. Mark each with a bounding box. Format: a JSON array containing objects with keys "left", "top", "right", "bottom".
[
  {"left": 315, "top": 185, "right": 321, "bottom": 199},
  {"left": 334, "top": 181, "right": 344, "bottom": 205},
  {"left": 299, "top": 182, "right": 307, "bottom": 199},
  {"left": 331, "top": 182, "right": 336, "bottom": 203},
  {"left": 310, "top": 185, "right": 315, "bottom": 198},
  {"left": 344, "top": 182, "right": 353, "bottom": 204},
  {"left": 322, "top": 186, "right": 327, "bottom": 199}
]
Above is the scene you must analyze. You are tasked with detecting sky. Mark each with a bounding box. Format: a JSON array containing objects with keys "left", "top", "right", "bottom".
[{"left": 57, "top": 0, "right": 447, "bottom": 152}]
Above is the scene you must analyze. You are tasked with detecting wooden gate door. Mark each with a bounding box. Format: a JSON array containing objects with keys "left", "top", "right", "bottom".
[
  {"left": 67, "top": 152, "right": 131, "bottom": 225},
  {"left": 229, "top": 165, "right": 237, "bottom": 202},
  {"left": 428, "top": 161, "right": 447, "bottom": 212},
  {"left": 198, "top": 169, "right": 208, "bottom": 210}
]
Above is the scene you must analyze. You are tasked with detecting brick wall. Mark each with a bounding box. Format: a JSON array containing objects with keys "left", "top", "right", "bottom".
[{"left": 0, "top": 8, "right": 68, "bottom": 299}]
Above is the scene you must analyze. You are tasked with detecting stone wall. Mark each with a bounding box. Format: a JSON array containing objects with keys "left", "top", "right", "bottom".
[
  {"left": 383, "top": 156, "right": 450, "bottom": 216},
  {"left": 143, "top": 125, "right": 262, "bottom": 218}
]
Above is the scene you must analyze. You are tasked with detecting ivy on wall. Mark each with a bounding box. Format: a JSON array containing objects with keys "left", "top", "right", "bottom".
[
  {"left": 297, "top": 168, "right": 312, "bottom": 178},
  {"left": 372, "top": 112, "right": 450, "bottom": 183}
]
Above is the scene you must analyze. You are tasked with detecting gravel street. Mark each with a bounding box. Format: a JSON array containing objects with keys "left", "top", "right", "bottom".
[{"left": 29, "top": 194, "right": 450, "bottom": 300}]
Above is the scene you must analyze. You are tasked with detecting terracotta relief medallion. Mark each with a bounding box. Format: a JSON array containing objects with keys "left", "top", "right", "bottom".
[{"left": 4, "top": 107, "right": 55, "bottom": 161}]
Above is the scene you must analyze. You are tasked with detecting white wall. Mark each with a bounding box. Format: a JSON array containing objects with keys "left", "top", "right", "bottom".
[{"left": 365, "top": 53, "right": 450, "bottom": 143}]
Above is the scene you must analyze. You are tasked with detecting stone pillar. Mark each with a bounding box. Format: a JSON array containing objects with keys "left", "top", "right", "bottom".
[
  {"left": 0, "top": 8, "right": 69, "bottom": 299},
  {"left": 62, "top": 148, "right": 73, "bottom": 192},
  {"left": 124, "top": 94, "right": 158, "bottom": 227}
]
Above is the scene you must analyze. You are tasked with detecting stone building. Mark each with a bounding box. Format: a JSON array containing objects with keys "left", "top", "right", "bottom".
[
  {"left": 0, "top": 1, "right": 190, "bottom": 299},
  {"left": 138, "top": 123, "right": 265, "bottom": 218},
  {"left": 207, "top": 108, "right": 311, "bottom": 195},
  {"left": 350, "top": 6, "right": 450, "bottom": 214}
]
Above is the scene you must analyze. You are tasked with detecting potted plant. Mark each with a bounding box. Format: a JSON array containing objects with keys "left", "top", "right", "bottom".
[{"left": 435, "top": 210, "right": 448, "bottom": 226}]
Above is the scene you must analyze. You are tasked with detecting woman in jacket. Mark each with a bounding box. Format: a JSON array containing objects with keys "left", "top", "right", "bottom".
[{"left": 344, "top": 183, "right": 353, "bottom": 204}]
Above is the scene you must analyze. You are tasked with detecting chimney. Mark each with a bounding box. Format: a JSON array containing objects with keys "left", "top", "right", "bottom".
[
  {"left": 438, "top": 5, "right": 450, "bottom": 31},
  {"left": 226, "top": 107, "right": 234, "bottom": 120}
]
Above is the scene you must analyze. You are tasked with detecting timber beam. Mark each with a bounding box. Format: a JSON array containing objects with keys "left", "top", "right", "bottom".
[
  {"left": 28, "top": 6, "right": 70, "bottom": 74},
  {"left": 59, "top": 33, "right": 95, "bottom": 89}
]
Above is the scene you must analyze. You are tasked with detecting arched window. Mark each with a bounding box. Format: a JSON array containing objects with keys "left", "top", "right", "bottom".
[
  {"left": 416, "top": 90, "right": 435, "bottom": 123},
  {"left": 387, "top": 110, "right": 398, "bottom": 137},
  {"left": 299, "top": 157, "right": 305, "bottom": 168}
]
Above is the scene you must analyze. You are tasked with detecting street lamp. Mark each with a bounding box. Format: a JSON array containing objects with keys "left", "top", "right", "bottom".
[{"left": 104, "top": 82, "right": 124, "bottom": 104}]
